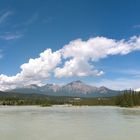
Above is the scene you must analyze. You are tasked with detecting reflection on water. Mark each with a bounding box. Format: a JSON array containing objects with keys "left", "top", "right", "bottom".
[{"left": 0, "top": 106, "right": 140, "bottom": 140}]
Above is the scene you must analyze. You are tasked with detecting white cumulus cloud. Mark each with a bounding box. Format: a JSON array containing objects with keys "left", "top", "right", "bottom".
[
  {"left": 0, "top": 36, "right": 140, "bottom": 90},
  {"left": 55, "top": 36, "right": 140, "bottom": 78},
  {"left": 0, "top": 49, "right": 61, "bottom": 90}
]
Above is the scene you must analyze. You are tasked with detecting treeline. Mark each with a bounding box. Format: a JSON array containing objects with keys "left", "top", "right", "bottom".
[
  {"left": 72, "top": 90, "right": 140, "bottom": 107},
  {"left": 0, "top": 91, "right": 140, "bottom": 107},
  {"left": 0, "top": 92, "right": 51, "bottom": 106},
  {"left": 0, "top": 92, "right": 77, "bottom": 106},
  {"left": 115, "top": 90, "right": 140, "bottom": 107}
]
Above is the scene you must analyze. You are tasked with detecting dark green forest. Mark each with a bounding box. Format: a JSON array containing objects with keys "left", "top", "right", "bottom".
[{"left": 115, "top": 90, "right": 140, "bottom": 107}]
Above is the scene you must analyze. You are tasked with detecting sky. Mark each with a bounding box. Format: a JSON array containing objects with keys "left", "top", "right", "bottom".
[{"left": 0, "top": 0, "right": 140, "bottom": 90}]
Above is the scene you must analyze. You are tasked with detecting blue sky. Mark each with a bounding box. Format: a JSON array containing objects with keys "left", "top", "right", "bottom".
[{"left": 0, "top": 0, "right": 140, "bottom": 90}]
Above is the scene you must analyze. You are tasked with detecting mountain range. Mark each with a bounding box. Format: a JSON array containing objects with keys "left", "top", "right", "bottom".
[{"left": 9, "top": 80, "right": 121, "bottom": 97}]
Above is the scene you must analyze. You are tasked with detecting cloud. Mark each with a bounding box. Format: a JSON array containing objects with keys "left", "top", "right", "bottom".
[
  {"left": 116, "top": 69, "right": 140, "bottom": 78},
  {"left": 0, "top": 11, "right": 13, "bottom": 24},
  {"left": 0, "top": 36, "right": 140, "bottom": 90},
  {"left": 0, "top": 32, "right": 23, "bottom": 40},
  {"left": 0, "top": 49, "right": 61, "bottom": 90},
  {"left": 0, "top": 10, "right": 24, "bottom": 41},
  {"left": 133, "top": 24, "right": 140, "bottom": 29},
  {"left": 0, "top": 11, "right": 38, "bottom": 42},
  {"left": 93, "top": 78, "right": 140, "bottom": 90},
  {"left": 55, "top": 57, "right": 104, "bottom": 78},
  {"left": 55, "top": 36, "right": 140, "bottom": 78}
]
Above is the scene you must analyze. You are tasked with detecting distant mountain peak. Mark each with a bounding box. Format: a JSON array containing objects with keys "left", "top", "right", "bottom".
[
  {"left": 67, "top": 80, "right": 84, "bottom": 85},
  {"left": 9, "top": 81, "right": 120, "bottom": 97},
  {"left": 74, "top": 80, "right": 83, "bottom": 83},
  {"left": 99, "top": 86, "right": 108, "bottom": 90},
  {"left": 24, "top": 84, "right": 39, "bottom": 89}
]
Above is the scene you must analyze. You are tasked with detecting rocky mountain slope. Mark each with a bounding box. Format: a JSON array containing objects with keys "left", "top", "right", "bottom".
[{"left": 9, "top": 81, "right": 120, "bottom": 97}]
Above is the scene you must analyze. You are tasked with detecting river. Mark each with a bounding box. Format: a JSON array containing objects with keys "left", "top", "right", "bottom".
[{"left": 0, "top": 105, "right": 140, "bottom": 140}]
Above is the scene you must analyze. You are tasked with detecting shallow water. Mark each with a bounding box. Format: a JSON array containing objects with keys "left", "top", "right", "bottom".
[{"left": 0, "top": 105, "right": 140, "bottom": 140}]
